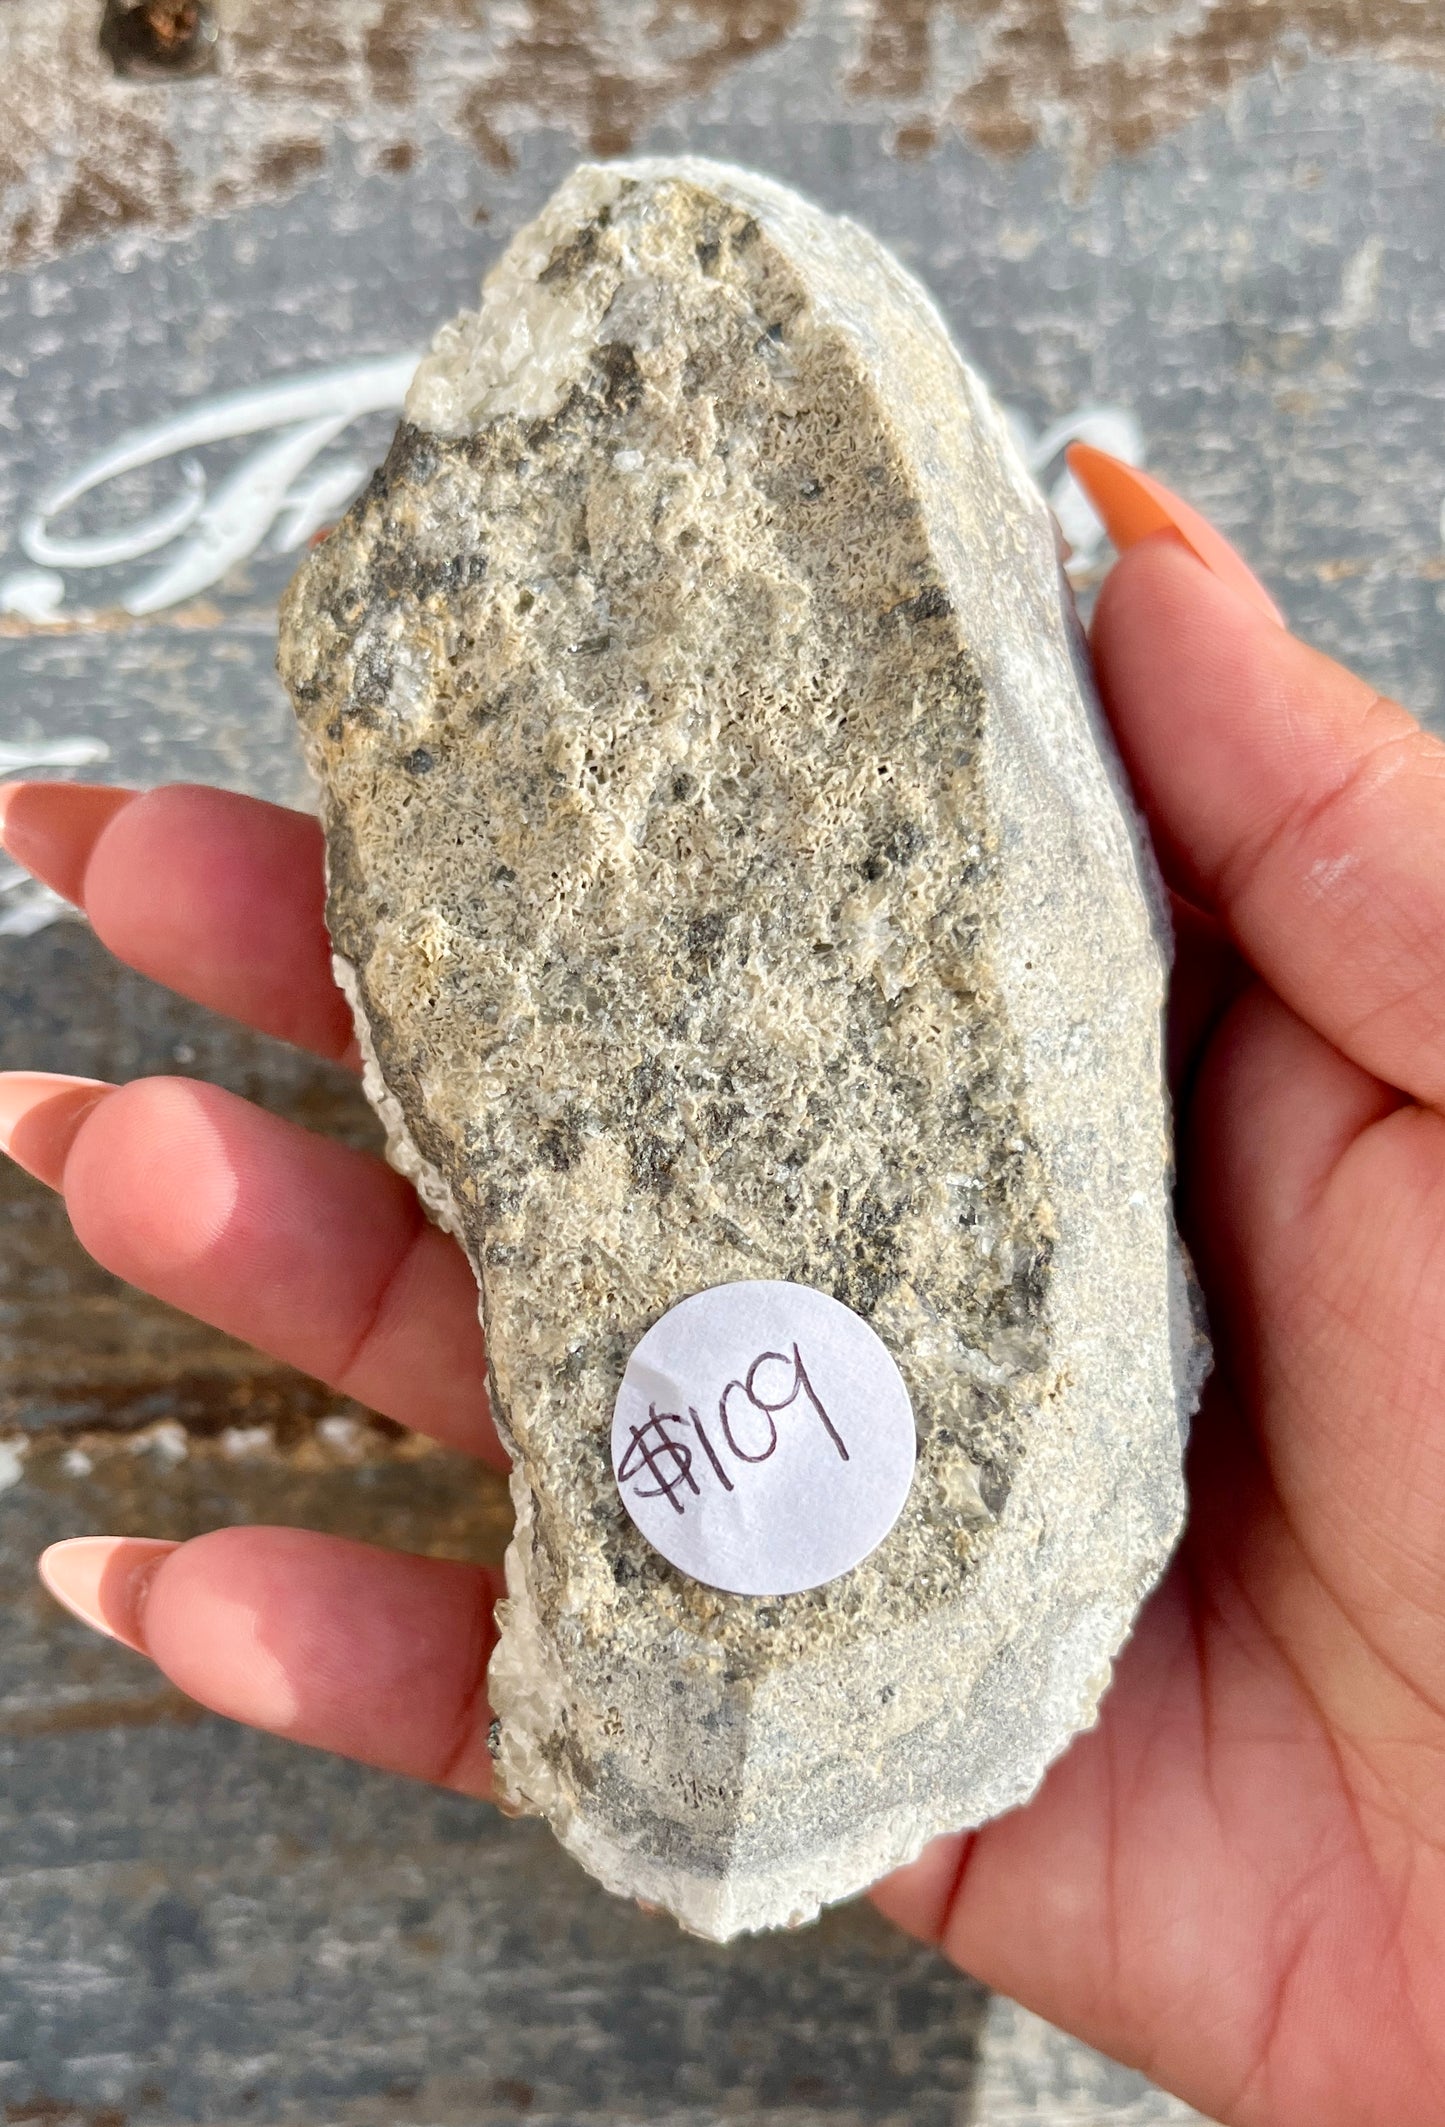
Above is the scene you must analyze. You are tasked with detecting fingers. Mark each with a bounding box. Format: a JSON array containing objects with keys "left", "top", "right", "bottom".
[
  {"left": 1093, "top": 538, "right": 1445, "bottom": 1110},
  {"left": 39, "top": 1534, "right": 177, "bottom": 1655},
  {"left": 3, "top": 1070, "right": 500, "bottom": 1462},
  {"left": 41, "top": 1528, "right": 500, "bottom": 1795},
  {"left": 0, "top": 782, "right": 357, "bottom": 1066}
]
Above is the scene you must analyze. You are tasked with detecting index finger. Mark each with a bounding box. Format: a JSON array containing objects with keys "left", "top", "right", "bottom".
[
  {"left": 1093, "top": 537, "right": 1445, "bottom": 1110},
  {"left": 0, "top": 781, "right": 358, "bottom": 1068}
]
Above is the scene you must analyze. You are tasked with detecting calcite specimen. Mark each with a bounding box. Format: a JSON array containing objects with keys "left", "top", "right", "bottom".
[{"left": 280, "top": 158, "right": 1203, "bottom": 1940}]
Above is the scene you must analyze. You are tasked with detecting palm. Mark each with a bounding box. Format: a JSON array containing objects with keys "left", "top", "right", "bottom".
[
  {"left": 5, "top": 539, "right": 1443, "bottom": 2127},
  {"left": 882, "top": 548, "right": 1445, "bottom": 2123}
]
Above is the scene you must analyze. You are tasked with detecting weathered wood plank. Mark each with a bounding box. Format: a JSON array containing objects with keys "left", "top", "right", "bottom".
[{"left": 5, "top": 0, "right": 1440, "bottom": 2115}]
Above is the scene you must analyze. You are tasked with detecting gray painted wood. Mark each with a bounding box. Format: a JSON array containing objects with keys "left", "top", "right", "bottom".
[{"left": 5, "top": 1, "right": 1442, "bottom": 2116}]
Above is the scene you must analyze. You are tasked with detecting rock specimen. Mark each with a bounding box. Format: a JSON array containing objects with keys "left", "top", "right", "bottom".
[{"left": 279, "top": 157, "right": 1204, "bottom": 1940}]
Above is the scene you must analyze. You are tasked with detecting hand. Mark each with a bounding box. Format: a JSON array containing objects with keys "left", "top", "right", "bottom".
[{"left": 4, "top": 474, "right": 1444, "bottom": 2127}]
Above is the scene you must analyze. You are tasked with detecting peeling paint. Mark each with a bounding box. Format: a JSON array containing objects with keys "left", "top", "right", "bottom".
[
  {"left": 5, "top": 0, "right": 1444, "bottom": 274},
  {"left": 0, "top": 0, "right": 804, "bottom": 273},
  {"left": 847, "top": 0, "right": 1445, "bottom": 170},
  {"left": 1328, "top": 233, "right": 1386, "bottom": 332}
]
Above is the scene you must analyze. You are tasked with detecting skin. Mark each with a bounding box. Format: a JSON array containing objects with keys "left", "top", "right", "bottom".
[{"left": 4, "top": 535, "right": 1445, "bottom": 2125}]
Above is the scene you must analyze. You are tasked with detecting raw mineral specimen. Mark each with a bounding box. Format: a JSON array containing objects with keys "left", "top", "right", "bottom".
[{"left": 279, "top": 158, "right": 1204, "bottom": 1940}]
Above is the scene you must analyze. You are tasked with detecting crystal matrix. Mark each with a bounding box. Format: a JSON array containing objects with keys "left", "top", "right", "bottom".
[{"left": 280, "top": 158, "right": 1202, "bottom": 1939}]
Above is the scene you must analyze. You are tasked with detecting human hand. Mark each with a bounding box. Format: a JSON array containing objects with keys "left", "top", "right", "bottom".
[
  {"left": 3, "top": 463, "right": 1443, "bottom": 2127},
  {"left": 877, "top": 460, "right": 1445, "bottom": 2125}
]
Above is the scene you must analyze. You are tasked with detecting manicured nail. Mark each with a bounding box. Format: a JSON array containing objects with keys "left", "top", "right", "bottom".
[
  {"left": 0, "top": 781, "right": 137, "bottom": 904},
  {"left": 1065, "top": 443, "right": 1285, "bottom": 627},
  {"left": 0, "top": 1070, "right": 115, "bottom": 1187},
  {"left": 38, "top": 1535, "right": 179, "bottom": 1654}
]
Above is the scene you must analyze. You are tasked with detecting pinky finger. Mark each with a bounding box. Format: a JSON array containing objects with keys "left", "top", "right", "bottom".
[{"left": 39, "top": 1527, "right": 501, "bottom": 1797}]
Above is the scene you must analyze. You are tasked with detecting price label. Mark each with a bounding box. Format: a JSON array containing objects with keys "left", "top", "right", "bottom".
[{"left": 611, "top": 1280, "right": 916, "bottom": 1596}]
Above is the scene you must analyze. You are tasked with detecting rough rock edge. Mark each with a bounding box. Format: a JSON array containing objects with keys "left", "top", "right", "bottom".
[
  {"left": 315, "top": 158, "right": 1207, "bottom": 1940},
  {"left": 331, "top": 947, "right": 580, "bottom": 1814}
]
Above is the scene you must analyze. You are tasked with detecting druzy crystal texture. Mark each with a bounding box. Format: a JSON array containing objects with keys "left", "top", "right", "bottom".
[{"left": 279, "top": 158, "right": 1203, "bottom": 1939}]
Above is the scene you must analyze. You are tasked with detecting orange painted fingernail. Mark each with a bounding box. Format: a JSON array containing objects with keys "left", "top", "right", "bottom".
[
  {"left": 1065, "top": 443, "right": 1285, "bottom": 627},
  {"left": 38, "top": 1535, "right": 179, "bottom": 1654},
  {"left": 0, "top": 1070, "right": 115, "bottom": 1188},
  {"left": 0, "top": 781, "right": 137, "bottom": 904}
]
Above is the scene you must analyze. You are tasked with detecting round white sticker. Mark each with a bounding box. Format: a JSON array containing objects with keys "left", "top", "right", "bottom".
[{"left": 611, "top": 1280, "right": 916, "bottom": 1597}]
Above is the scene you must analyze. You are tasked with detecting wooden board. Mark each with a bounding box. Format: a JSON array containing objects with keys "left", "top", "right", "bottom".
[{"left": 5, "top": 2, "right": 1443, "bottom": 2117}]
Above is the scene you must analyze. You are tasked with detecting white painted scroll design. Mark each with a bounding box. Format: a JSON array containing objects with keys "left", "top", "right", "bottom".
[
  {"left": 1004, "top": 402, "right": 1145, "bottom": 572},
  {"left": 1, "top": 353, "right": 420, "bottom": 622}
]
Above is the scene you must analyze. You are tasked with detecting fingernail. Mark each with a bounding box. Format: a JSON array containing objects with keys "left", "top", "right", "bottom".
[
  {"left": 1065, "top": 443, "right": 1285, "bottom": 627},
  {"left": 0, "top": 781, "right": 137, "bottom": 904},
  {"left": 0, "top": 1070, "right": 115, "bottom": 1188},
  {"left": 38, "top": 1535, "right": 179, "bottom": 1654}
]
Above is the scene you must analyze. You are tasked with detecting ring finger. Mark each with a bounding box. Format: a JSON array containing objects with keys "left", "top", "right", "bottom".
[{"left": 42, "top": 1525, "right": 502, "bottom": 1797}]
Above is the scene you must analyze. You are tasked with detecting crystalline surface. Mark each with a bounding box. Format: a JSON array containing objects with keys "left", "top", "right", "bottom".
[{"left": 280, "top": 158, "right": 1203, "bottom": 1940}]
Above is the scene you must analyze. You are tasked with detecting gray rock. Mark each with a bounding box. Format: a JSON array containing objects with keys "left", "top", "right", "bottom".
[{"left": 279, "top": 157, "right": 1203, "bottom": 1941}]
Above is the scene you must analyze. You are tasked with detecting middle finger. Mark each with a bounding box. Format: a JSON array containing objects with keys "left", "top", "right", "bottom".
[{"left": 5, "top": 1070, "right": 502, "bottom": 1463}]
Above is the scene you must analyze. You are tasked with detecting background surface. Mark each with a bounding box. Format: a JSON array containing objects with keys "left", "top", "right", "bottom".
[{"left": 3, "top": 2, "right": 1443, "bottom": 2120}]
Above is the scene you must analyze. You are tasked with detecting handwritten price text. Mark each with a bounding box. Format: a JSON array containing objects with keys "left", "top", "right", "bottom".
[{"left": 617, "top": 1343, "right": 849, "bottom": 1518}]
